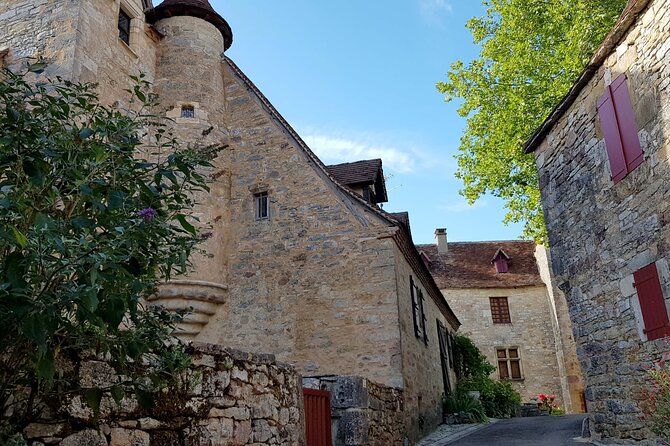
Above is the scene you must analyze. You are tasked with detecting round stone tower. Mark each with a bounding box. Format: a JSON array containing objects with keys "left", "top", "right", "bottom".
[
  {"left": 146, "top": 1, "right": 233, "bottom": 341},
  {"left": 148, "top": 0, "right": 232, "bottom": 129}
]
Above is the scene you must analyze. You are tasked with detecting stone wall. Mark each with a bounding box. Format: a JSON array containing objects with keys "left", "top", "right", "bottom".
[
  {"left": 19, "top": 343, "right": 305, "bottom": 446},
  {"left": 0, "top": 0, "right": 160, "bottom": 104},
  {"left": 440, "top": 285, "right": 564, "bottom": 407},
  {"left": 0, "top": 0, "right": 81, "bottom": 76},
  {"left": 534, "top": 246, "right": 585, "bottom": 413},
  {"left": 533, "top": 0, "right": 670, "bottom": 442},
  {"left": 303, "top": 376, "right": 404, "bottom": 446},
  {"left": 191, "top": 59, "right": 407, "bottom": 389},
  {"left": 394, "top": 245, "right": 458, "bottom": 443}
]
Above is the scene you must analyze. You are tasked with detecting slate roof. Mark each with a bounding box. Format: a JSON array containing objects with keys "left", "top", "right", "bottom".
[
  {"left": 326, "top": 159, "right": 388, "bottom": 203},
  {"left": 148, "top": 0, "right": 233, "bottom": 50},
  {"left": 416, "top": 240, "right": 544, "bottom": 289},
  {"left": 388, "top": 212, "right": 411, "bottom": 237}
]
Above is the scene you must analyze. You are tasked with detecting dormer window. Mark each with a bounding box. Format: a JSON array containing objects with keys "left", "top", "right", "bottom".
[
  {"left": 491, "top": 248, "right": 510, "bottom": 273},
  {"left": 118, "top": 8, "right": 131, "bottom": 45}
]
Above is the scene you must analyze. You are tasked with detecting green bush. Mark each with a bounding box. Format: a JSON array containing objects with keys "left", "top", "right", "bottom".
[
  {"left": 442, "top": 391, "right": 488, "bottom": 423},
  {"left": 457, "top": 377, "right": 522, "bottom": 418},
  {"left": 453, "top": 334, "right": 496, "bottom": 380},
  {"left": 0, "top": 64, "right": 214, "bottom": 440}
]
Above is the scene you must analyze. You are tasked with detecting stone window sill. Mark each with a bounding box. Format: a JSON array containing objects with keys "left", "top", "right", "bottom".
[{"left": 118, "top": 38, "right": 139, "bottom": 59}]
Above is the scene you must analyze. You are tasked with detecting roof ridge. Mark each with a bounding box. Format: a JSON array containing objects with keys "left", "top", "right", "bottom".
[
  {"left": 223, "top": 57, "right": 397, "bottom": 226},
  {"left": 416, "top": 239, "right": 535, "bottom": 246}
]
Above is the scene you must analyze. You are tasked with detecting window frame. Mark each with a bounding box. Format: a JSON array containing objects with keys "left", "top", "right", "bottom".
[
  {"left": 496, "top": 347, "right": 523, "bottom": 380},
  {"left": 254, "top": 191, "right": 269, "bottom": 220},
  {"left": 489, "top": 296, "right": 512, "bottom": 324},
  {"left": 180, "top": 105, "right": 195, "bottom": 118},
  {"left": 118, "top": 7, "right": 132, "bottom": 46}
]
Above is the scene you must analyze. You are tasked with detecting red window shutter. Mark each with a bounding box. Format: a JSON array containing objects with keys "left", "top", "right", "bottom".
[
  {"left": 634, "top": 263, "right": 670, "bottom": 341},
  {"left": 597, "top": 86, "right": 628, "bottom": 183},
  {"left": 610, "top": 75, "right": 644, "bottom": 172}
]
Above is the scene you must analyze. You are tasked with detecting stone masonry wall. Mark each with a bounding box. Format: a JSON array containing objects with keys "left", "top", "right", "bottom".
[
  {"left": 535, "top": 246, "right": 586, "bottom": 413},
  {"left": 18, "top": 343, "right": 305, "bottom": 446},
  {"left": 394, "top": 245, "right": 458, "bottom": 443},
  {"left": 0, "top": 0, "right": 81, "bottom": 77},
  {"left": 534, "top": 0, "right": 670, "bottom": 442},
  {"left": 193, "top": 60, "right": 407, "bottom": 389},
  {"left": 441, "top": 285, "right": 564, "bottom": 407},
  {"left": 303, "top": 376, "right": 404, "bottom": 446},
  {"left": 0, "top": 0, "right": 160, "bottom": 104}
]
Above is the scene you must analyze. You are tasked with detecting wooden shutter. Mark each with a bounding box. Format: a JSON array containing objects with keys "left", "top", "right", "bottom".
[
  {"left": 437, "top": 320, "right": 451, "bottom": 392},
  {"left": 634, "top": 263, "right": 670, "bottom": 341},
  {"left": 598, "top": 85, "right": 628, "bottom": 183},
  {"left": 490, "top": 297, "right": 511, "bottom": 324},
  {"left": 410, "top": 277, "right": 421, "bottom": 338},
  {"left": 419, "top": 290, "right": 428, "bottom": 344},
  {"left": 610, "top": 75, "right": 644, "bottom": 172},
  {"left": 597, "top": 74, "right": 644, "bottom": 183}
]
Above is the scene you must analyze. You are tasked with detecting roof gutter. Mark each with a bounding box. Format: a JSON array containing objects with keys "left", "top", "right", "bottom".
[{"left": 523, "top": 0, "right": 652, "bottom": 153}]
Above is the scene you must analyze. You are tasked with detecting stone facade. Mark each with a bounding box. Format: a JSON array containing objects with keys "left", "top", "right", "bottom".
[
  {"left": 0, "top": 0, "right": 461, "bottom": 442},
  {"left": 19, "top": 343, "right": 305, "bottom": 445},
  {"left": 303, "top": 376, "right": 404, "bottom": 446},
  {"left": 528, "top": 0, "right": 670, "bottom": 442},
  {"left": 419, "top": 239, "right": 585, "bottom": 413}
]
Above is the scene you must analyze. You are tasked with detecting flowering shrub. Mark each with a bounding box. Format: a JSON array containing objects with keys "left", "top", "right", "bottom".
[
  {"left": 0, "top": 64, "right": 215, "bottom": 442},
  {"left": 538, "top": 393, "right": 563, "bottom": 415},
  {"left": 640, "top": 360, "right": 670, "bottom": 440}
]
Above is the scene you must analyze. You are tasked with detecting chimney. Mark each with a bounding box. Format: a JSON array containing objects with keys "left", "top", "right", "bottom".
[{"left": 435, "top": 228, "right": 448, "bottom": 254}]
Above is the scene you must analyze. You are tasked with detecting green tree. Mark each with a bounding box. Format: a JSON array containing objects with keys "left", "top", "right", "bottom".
[
  {"left": 437, "top": 0, "right": 628, "bottom": 242},
  {"left": 0, "top": 64, "right": 215, "bottom": 438}
]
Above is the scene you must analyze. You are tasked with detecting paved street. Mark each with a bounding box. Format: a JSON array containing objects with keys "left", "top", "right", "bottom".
[{"left": 447, "top": 415, "right": 587, "bottom": 446}]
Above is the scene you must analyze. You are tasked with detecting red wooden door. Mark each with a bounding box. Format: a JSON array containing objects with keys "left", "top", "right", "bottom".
[{"left": 303, "top": 388, "right": 333, "bottom": 446}]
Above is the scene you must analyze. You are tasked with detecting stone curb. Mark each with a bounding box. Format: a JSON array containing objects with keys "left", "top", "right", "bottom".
[{"left": 417, "top": 419, "right": 500, "bottom": 446}]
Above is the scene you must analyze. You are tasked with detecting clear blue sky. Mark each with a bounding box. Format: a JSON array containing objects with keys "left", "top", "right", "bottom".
[{"left": 210, "top": 0, "right": 525, "bottom": 245}]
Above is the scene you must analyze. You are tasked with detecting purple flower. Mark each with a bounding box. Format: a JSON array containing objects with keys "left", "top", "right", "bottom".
[
  {"left": 138, "top": 207, "right": 157, "bottom": 221},
  {"left": 201, "top": 231, "right": 214, "bottom": 240}
]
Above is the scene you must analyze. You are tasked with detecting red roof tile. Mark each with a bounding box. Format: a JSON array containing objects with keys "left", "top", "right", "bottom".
[{"left": 416, "top": 240, "right": 544, "bottom": 289}]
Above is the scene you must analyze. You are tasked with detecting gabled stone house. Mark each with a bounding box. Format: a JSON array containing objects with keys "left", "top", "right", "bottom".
[
  {"left": 525, "top": 0, "right": 670, "bottom": 442},
  {"left": 0, "top": 0, "right": 461, "bottom": 443},
  {"left": 417, "top": 235, "right": 585, "bottom": 413}
]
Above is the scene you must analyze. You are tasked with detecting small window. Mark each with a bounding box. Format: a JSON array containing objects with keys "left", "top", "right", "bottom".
[
  {"left": 181, "top": 105, "right": 195, "bottom": 118},
  {"left": 633, "top": 263, "right": 670, "bottom": 341},
  {"left": 597, "top": 73, "right": 644, "bottom": 183},
  {"left": 254, "top": 192, "right": 269, "bottom": 220},
  {"left": 490, "top": 297, "right": 511, "bottom": 324},
  {"left": 118, "top": 9, "right": 131, "bottom": 45},
  {"left": 497, "top": 347, "right": 522, "bottom": 380}
]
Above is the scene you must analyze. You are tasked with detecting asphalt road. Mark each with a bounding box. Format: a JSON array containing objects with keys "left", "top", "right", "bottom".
[{"left": 449, "top": 415, "right": 588, "bottom": 446}]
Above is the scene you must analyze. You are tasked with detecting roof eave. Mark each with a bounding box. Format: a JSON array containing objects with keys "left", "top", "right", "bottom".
[{"left": 523, "top": 0, "right": 653, "bottom": 153}]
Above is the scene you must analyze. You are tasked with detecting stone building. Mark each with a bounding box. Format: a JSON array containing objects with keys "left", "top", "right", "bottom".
[
  {"left": 417, "top": 235, "right": 585, "bottom": 413},
  {"left": 525, "top": 0, "right": 670, "bottom": 442},
  {"left": 0, "top": 0, "right": 461, "bottom": 443}
]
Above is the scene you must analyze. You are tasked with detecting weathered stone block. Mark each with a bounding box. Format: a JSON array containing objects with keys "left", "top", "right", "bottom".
[
  {"left": 109, "top": 428, "right": 149, "bottom": 446},
  {"left": 60, "top": 430, "right": 107, "bottom": 446}
]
